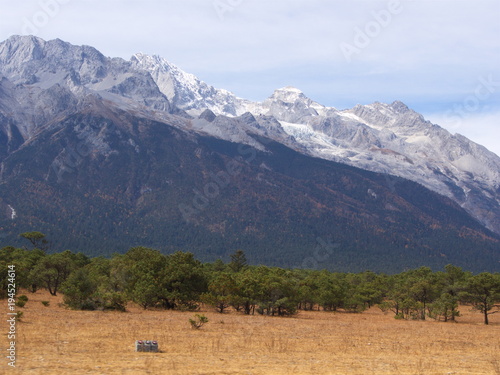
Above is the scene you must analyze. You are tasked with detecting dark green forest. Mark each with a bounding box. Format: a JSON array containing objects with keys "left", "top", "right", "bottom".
[{"left": 2, "top": 232, "right": 500, "bottom": 325}]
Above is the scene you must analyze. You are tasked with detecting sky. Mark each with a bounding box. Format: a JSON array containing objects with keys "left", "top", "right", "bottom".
[{"left": 0, "top": 0, "right": 499, "bottom": 154}]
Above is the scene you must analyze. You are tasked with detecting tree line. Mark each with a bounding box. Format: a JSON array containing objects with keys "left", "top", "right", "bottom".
[{"left": 1, "top": 232, "right": 500, "bottom": 324}]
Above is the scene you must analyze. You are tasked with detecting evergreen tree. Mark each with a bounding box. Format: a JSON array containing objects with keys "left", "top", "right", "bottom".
[
  {"left": 32, "top": 250, "right": 84, "bottom": 296},
  {"left": 159, "top": 251, "right": 208, "bottom": 310},
  {"left": 229, "top": 250, "right": 247, "bottom": 272},
  {"left": 202, "top": 272, "right": 237, "bottom": 313},
  {"left": 19, "top": 231, "right": 50, "bottom": 251},
  {"left": 462, "top": 273, "right": 500, "bottom": 325},
  {"left": 61, "top": 268, "right": 99, "bottom": 310}
]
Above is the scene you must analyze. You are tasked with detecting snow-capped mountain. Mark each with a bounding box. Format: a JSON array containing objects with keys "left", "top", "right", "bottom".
[
  {"left": 131, "top": 51, "right": 500, "bottom": 235},
  {"left": 0, "top": 35, "right": 178, "bottom": 139},
  {"left": 1, "top": 35, "right": 500, "bottom": 237},
  {"left": 131, "top": 53, "right": 336, "bottom": 121},
  {"left": 1, "top": 35, "right": 500, "bottom": 271},
  {"left": 131, "top": 53, "right": 251, "bottom": 116}
]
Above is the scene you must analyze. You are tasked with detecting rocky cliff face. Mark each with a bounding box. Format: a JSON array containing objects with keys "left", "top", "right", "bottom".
[{"left": 0, "top": 36, "right": 175, "bottom": 135}]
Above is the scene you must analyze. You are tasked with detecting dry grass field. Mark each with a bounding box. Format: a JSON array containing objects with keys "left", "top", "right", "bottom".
[{"left": 2, "top": 289, "right": 500, "bottom": 375}]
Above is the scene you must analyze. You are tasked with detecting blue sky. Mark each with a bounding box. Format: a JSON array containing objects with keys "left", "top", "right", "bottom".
[{"left": 1, "top": 0, "right": 499, "bottom": 154}]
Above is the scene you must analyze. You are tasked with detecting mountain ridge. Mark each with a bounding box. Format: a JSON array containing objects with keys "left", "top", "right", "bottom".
[
  {"left": 129, "top": 49, "right": 500, "bottom": 235},
  {"left": 0, "top": 35, "right": 499, "bottom": 272}
]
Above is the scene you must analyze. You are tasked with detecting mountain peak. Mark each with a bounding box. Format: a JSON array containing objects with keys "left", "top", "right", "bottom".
[
  {"left": 132, "top": 52, "right": 247, "bottom": 116},
  {"left": 0, "top": 35, "right": 46, "bottom": 63},
  {"left": 279, "top": 86, "right": 303, "bottom": 93},
  {"left": 133, "top": 53, "right": 173, "bottom": 72},
  {"left": 390, "top": 100, "right": 410, "bottom": 113},
  {"left": 270, "top": 86, "right": 306, "bottom": 103},
  {"left": 3, "top": 34, "right": 45, "bottom": 46}
]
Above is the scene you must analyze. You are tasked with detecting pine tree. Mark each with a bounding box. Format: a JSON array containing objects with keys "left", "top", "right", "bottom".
[{"left": 229, "top": 250, "right": 247, "bottom": 272}]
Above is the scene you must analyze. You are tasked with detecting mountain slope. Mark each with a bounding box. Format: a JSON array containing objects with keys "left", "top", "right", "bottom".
[
  {"left": 132, "top": 52, "right": 500, "bottom": 236},
  {"left": 0, "top": 36, "right": 499, "bottom": 273},
  {"left": 0, "top": 101, "right": 498, "bottom": 272}
]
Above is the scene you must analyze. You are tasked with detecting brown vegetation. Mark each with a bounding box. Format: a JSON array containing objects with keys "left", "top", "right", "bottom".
[{"left": 2, "top": 290, "right": 500, "bottom": 375}]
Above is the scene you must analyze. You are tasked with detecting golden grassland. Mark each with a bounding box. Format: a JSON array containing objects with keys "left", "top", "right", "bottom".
[{"left": 1, "top": 290, "right": 500, "bottom": 375}]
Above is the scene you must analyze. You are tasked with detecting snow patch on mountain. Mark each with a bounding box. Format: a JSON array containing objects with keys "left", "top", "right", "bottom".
[
  {"left": 131, "top": 53, "right": 252, "bottom": 117},
  {"left": 7, "top": 205, "right": 16, "bottom": 220}
]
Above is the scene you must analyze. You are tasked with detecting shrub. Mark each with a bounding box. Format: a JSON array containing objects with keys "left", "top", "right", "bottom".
[
  {"left": 394, "top": 313, "right": 405, "bottom": 320},
  {"left": 41, "top": 301, "right": 50, "bottom": 307},
  {"left": 16, "top": 300, "right": 26, "bottom": 308},
  {"left": 189, "top": 314, "right": 208, "bottom": 329}
]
